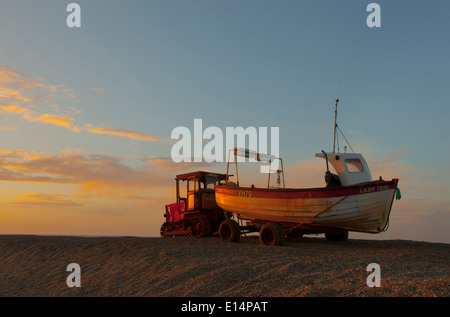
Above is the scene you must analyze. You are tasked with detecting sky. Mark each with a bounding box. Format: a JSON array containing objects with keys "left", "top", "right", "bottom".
[{"left": 1, "top": 0, "right": 449, "bottom": 243}]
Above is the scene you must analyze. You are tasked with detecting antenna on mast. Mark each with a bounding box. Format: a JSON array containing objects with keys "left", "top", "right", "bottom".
[
  {"left": 333, "top": 81, "right": 340, "bottom": 153},
  {"left": 333, "top": 98, "right": 339, "bottom": 153}
]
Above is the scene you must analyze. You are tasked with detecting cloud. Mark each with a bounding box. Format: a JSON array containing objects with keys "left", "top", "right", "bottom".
[
  {"left": 0, "top": 148, "right": 145, "bottom": 186},
  {"left": 83, "top": 125, "right": 167, "bottom": 142},
  {"left": 0, "top": 65, "right": 79, "bottom": 130},
  {"left": 0, "top": 65, "right": 166, "bottom": 141},
  {"left": 89, "top": 87, "right": 104, "bottom": 93},
  {"left": 14, "top": 193, "right": 82, "bottom": 207},
  {"left": 0, "top": 148, "right": 208, "bottom": 189},
  {"left": 32, "top": 113, "right": 78, "bottom": 130},
  {"left": 0, "top": 124, "right": 18, "bottom": 130}
]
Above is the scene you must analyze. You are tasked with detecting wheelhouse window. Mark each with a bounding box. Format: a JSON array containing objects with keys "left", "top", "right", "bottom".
[{"left": 346, "top": 159, "right": 364, "bottom": 173}]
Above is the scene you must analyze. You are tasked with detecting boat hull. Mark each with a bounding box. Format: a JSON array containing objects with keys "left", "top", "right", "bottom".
[{"left": 215, "top": 179, "right": 399, "bottom": 233}]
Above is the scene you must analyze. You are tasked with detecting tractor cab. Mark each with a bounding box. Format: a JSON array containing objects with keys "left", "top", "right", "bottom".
[
  {"left": 176, "top": 171, "right": 227, "bottom": 212},
  {"left": 161, "top": 171, "right": 227, "bottom": 237}
]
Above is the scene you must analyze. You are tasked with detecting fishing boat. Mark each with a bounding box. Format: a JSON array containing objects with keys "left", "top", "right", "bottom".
[{"left": 215, "top": 99, "right": 400, "bottom": 241}]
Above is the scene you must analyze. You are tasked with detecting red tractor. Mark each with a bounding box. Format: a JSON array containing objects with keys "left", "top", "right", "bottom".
[{"left": 160, "top": 171, "right": 228, "bottom": 238}]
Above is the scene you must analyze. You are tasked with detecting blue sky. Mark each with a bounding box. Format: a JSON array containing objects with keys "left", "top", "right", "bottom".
[{"left": 1, "top": 0, "right": 449, "bottom": 242}]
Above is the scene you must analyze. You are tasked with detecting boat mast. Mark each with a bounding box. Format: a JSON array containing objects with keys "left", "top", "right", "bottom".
[{"left": 333, "top": 98, "right": 339, "bottom": 153}]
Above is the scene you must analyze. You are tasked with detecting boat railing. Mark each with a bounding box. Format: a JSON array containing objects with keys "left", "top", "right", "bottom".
[{"left": 225, "top": 148, "right": 285, "bottom": 189}]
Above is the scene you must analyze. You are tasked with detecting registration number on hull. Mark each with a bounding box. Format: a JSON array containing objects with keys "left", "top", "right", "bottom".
[{"left": 238, "top": 190, "right": 253, "bottom": 197}]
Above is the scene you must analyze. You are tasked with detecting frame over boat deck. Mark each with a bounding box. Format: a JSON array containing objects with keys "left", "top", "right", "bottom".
[{"left": 225, "top": 147, "right": 285, "bottom": 189}]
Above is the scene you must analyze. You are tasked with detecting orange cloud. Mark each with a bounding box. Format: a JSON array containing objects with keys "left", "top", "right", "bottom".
[
  {"left": 0, "top": 65, "right": 166, "bottom": 142},
  {"left": 83, "top": 125, "right": 166, "bottom": 142},
  {"left": 0, "top": 65, "right": 76, "bottom": 128},
  {"left": 0, "top": 102, "right": 34, "bottom": 119},
  {"left": 14, "top": 192, "right": 82, "bottom": 207},
  {"left": 0, "top": 148, "right": 198, "bottom": 188},
  {"left": 32, "top": 113, "right": 78, "bottom": 130}
]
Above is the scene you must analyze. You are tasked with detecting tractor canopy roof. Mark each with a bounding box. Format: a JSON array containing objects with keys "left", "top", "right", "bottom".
[{"left": 175, "top": 171, "right": 227, "bottom": 181}]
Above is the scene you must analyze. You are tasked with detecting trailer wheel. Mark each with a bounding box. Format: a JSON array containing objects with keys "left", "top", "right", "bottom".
[
  {"left": 219, "top": 219, "right": 240, "bottom": 243},
  {"left": 325, "top": 230, "right": 349, "bottom": 241},
  {"left": 259, "top": 222, "right": 285, "bottom": 246}
]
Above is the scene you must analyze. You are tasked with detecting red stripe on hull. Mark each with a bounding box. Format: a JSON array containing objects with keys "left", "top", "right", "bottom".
[{"left": 215, "top": 179, "right": 398, "bottom": 199}]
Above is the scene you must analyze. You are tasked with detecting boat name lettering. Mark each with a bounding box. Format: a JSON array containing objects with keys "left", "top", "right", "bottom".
[
  {"left": 360, "top": 185, "right": 389, "bottom": 194},
  {"left": 238, "top": 190, "right": 253, "bottom": 197},
  {"left": 377, "top": 185, "right": 389, "bottom": 191}
]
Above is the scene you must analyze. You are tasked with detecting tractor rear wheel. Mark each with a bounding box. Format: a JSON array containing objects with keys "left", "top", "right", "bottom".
[
  {"left": 259, "top": 222, "right": 285, "bottom": 246},
  {"left": 219, "top": 219, "right": 240, "bottom": 243}
]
